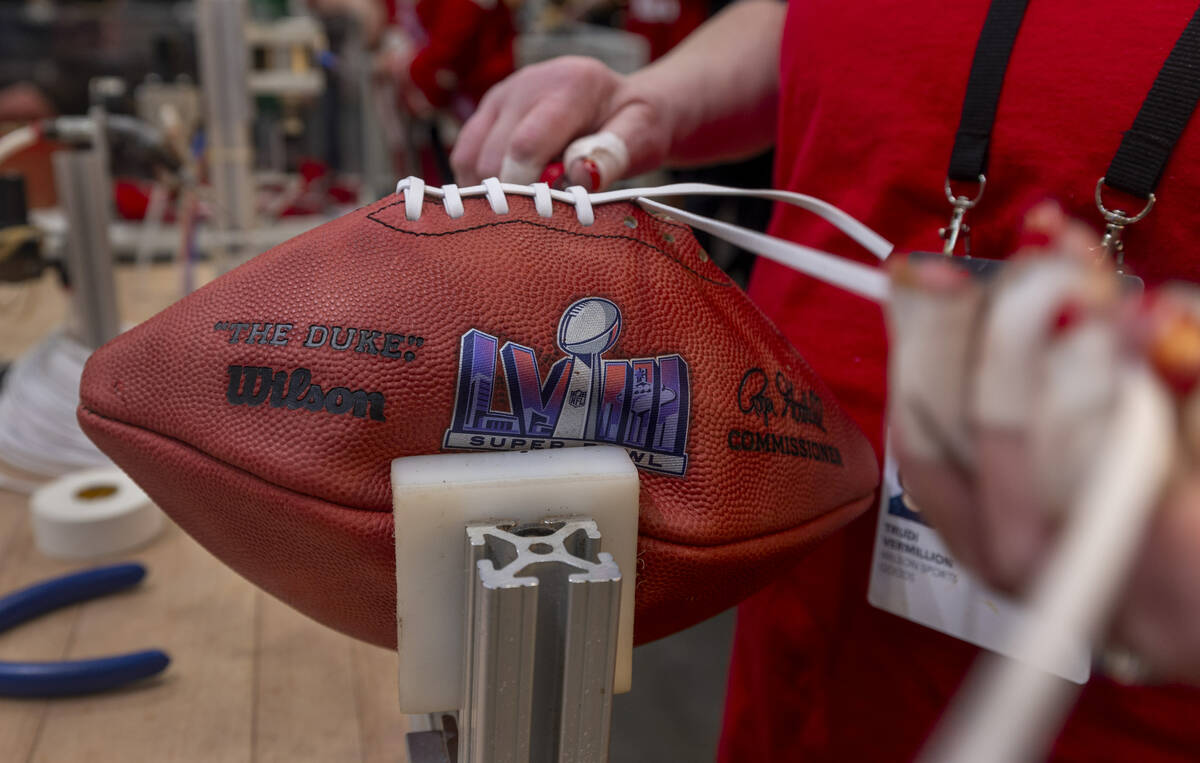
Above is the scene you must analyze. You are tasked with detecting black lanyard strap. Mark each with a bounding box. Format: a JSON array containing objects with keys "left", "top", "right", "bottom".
[
  {"left": 1104, "top": 6, "right": 1200, "bottom": 200},
  {"left": 947, "top": 0, "right": 1031, "bottom": 184},
  {"left": 942, "top": 1, "right": 1200, "bottom": 262}
]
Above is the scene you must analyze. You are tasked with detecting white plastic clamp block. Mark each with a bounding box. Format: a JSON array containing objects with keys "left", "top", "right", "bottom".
[{"left": 393, "top": 446, "right": 639, "bottom": 713}]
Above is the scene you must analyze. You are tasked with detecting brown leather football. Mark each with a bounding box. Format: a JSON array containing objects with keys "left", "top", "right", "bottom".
[{"left": 77, "top": 179, "right": 879, "bottom": 647}]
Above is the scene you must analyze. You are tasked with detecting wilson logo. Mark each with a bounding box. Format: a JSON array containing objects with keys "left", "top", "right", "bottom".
[{"left": 226, "top": 365, "right": 386, "bottom": 421}]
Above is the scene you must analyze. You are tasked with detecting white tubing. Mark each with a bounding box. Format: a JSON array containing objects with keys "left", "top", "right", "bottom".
[{"left": 0, "top": 332, "right": 111, "bottom": 492}]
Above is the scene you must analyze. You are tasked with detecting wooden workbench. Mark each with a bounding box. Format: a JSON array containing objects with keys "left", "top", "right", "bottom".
[{"left": 0, "top": 265, "right": 411, "bottom": 762}]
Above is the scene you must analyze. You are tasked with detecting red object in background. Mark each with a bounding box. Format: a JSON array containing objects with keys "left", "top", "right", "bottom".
[
  {"left": 0, "top": 135, "right": 60, "bottom": 209},
  {"left": 114, "top": 179, "right": 154, "bottom": 221},
  {"left": 402, "top": 0, "right": 516, "bottom": 110},
  {"left": 625, "top": 0, "right": 709, "bottom": 61},
  {"left": 76, "top": 189, "right": 878, "bottom": 650},
  {"left": 112, "top": 159, "right": 358, "bottom": 222},
  {"left": 720, "top": 1, "right": 1200, "bottom": 761}
]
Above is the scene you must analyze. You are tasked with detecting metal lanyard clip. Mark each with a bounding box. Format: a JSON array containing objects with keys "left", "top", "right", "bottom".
[
  {"left": 1094, "top": 177, "right": 1155, "bottom": 269},
  {"left": 940, "top": 175, "right": 986, "bottom": 256}
]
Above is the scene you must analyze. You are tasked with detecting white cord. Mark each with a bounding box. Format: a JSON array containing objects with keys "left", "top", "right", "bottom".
[
  {"left": 0, "top": 124, "right": 38, "bottom": 166},
  {"left": 636, "top": 197, "right": 891, "bottom": 303},
  {"left": 0, "top": 331, "right": 112, "bottom": 493},
  {"left": 393, "top": 176, "right": 894, "bottom": 263}
]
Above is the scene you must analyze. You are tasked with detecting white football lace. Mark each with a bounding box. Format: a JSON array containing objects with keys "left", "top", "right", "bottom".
[{"left": 395, "top": 176, "right": 893, "bottom": 303}]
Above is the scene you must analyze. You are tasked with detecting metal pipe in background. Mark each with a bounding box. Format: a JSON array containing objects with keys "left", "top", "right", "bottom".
[
  {"left": 52, "top": 150, "right": 119, "bottom": 350},
  {"left": 195, "top": 0, "right": 257, "bottom": 272}
]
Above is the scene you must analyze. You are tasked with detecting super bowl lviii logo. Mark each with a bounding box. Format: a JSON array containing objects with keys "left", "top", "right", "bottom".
[{"left": 443, "top": 298, "right": 691, "bottom": 475}]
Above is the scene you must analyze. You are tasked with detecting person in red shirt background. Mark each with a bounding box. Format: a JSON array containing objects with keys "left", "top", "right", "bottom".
[
  {"left": 309, "top": 0, "right": 516, "bottom": 120},
  {"left": 391, "top": 0, "right": 517, "bottom": 117},
  {"left": 452, "top": 0, "right": 1200, "bottom": 759}
]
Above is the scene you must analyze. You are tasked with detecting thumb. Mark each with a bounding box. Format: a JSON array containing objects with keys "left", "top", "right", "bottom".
[{"left": 563, "top": 100, "right": 668, "bottom": 191}]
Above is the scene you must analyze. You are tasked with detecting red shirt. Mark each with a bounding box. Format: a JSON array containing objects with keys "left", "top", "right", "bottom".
[
  {"left": 721, "top": 1, "right": 1200, "bottom": 760},
  {"left": 405, "top": 0, "right": 515, "bottom": 109}
]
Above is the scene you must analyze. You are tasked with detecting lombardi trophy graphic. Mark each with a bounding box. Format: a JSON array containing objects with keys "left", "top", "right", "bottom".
[{"left": 553, "top": 298, "right": 622, "bottom": 440}]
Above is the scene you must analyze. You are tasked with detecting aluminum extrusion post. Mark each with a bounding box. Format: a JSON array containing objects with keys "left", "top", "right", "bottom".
[
  {"left": 52, "top": 149, "right": 119, "bottom": 349},
  {"left": 196, "top": 0, "right": 257, "bottom": 271},
  {"left": 406, "top": 519, "right": 622, "bottom": 763}
]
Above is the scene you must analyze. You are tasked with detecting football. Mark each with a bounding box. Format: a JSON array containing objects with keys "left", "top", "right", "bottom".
[{"left": 77, "top": 179, "right": 880, "bottom": 647}]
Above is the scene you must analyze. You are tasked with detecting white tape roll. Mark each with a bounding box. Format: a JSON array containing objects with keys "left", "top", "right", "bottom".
[{"left": 30, "top": 467, "right": 164, "bottom": 559}]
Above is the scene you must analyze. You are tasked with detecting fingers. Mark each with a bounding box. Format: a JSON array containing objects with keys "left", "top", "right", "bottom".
[
  {"left": 474, "top": 106, "right": 525, "bottom": 181},
  {"left": 888, "top": 203, "right": 1200, "bottom": 684},
  {"left": 971, "top": 256, "right": 1089, "bottom": 430},
  {"left": 451, "top": 95, "right": 500, "bottom": 185},
  {"left": 500, "top": 94, "right": 598, "bottom": 184},
  {"left": 1113, "top": 473, "right": 1200, "bottom": 682},
  {"left": 450, "top": 57, "right": 625, "bottom": 187},
  {"left": 887, "top": 255, "right": 990, "bottom": 574},
  {"left": 886, "top": 254, "right": 981, "bottom": 466},
  {"left": 450, "top": 57, "right": 674, "bottom": 191},
  {"left": 973, "top": 431, "right": 1054, "bottom": 589},
  {"left": 887, "top": 202, "right": 1125, "bottom": 592},
  {"left": 564, "top": 98, "right": 669, "bottom": 190},
  {"left": 1103, "top": 288, "right": 1200, "bottom": 683},
  {"left": 893, "top": 436, "right": 986, "bottom": 574}
]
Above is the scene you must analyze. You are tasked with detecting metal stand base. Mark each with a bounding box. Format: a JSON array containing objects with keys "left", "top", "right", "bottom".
[{"left": 407, "top": 518, "right": 621, "bottom": 763}]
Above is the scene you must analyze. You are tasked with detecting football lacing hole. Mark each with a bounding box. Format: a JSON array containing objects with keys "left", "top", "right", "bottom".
[{"left": 623, "top": 216, "right": 638, "bottom": 229}]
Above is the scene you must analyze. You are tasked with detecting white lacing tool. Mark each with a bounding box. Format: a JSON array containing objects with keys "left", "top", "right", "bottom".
[{"left": 395, "top": 175, "right": 1176, "bottom": 763}]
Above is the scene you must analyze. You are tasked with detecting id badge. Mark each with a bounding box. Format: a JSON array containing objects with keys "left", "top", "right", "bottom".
[{"left": 868, "top": 435, "right": 1091, "bottom": 684}]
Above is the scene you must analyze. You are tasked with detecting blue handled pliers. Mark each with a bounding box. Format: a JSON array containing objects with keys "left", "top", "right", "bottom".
[{"left": 0, "top": 562, "right": 170, "bottom": 697}]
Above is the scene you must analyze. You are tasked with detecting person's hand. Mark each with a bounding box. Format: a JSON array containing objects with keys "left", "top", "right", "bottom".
[
  {"left": 889, "top": 204, "right": 1127, "bottom": 588},
  {"left": 449, "top": 56, "right": 674, "bottom": 189},
  {"left": 887, "top": 202, "right": 1200, "bottom": 682}
]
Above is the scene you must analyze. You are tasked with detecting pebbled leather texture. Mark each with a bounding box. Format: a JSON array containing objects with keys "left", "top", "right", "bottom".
[{"left": 78, "top": 190, "right": 880, "bottom": 646}]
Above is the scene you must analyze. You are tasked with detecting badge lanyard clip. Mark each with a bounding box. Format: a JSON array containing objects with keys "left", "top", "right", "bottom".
[
  {"left": 939, "top": 0, "right": 1026, "bottom": 257},
  {"left": 1093, "top": 179, "right": 1156, "bottom": 271},
  {"left": 940, "top": 175, "right": 986, "bottom": 256}
]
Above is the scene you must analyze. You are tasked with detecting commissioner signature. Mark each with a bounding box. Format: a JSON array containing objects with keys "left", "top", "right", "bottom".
[{"left": 737, "top": 368, "right": 826, "bottom": 431}]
